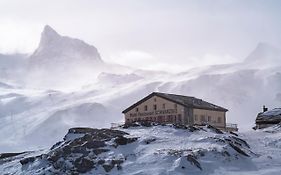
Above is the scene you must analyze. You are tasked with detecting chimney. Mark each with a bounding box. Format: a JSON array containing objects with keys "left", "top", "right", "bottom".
[{"left": 263, "top": 105, "right": 268, "bottom": 112}]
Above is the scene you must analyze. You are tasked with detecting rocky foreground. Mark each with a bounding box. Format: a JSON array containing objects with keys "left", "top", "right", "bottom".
[{"left": 0, "top": 123, "right": 257, "bottom": 174}]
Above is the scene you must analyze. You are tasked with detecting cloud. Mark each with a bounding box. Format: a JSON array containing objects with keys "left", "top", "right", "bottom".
[
  {"left": 106, "top": 50, "right": 239, "bottom": 72},
  {"left": 105, "top": 50, "right": 183, "bottom": 72},
  {"left": 0, "top": 19, "right": 41, "bottom": 53},
  {"left": 0, "top": 0, "right": 281, "bottom": 69}
]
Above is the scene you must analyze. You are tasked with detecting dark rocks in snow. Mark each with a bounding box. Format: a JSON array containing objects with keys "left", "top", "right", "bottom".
[
  {"left": 102, "top": 159, "right": 124, "bottom": 172},
  {"left": 114, "top": 136, "right": 138, "bottom": 146},
  {"left": 103, "top": 164, "right": 115, "bottom": 172},
  {"left": 0, "top": 152, "right": 26, "bottom": 159},
  {"left": 18, "top": 127, "right": 136, "bottom": 174},
  {"left": 47, "top": 151, "right": 61, "bottom": 162},
  {"left": 50, "top": 141, "right": 63, "bottom": 150},
  {"left": 173, "top": 124, "right": 188, "bottom": 129},
  {"left": 122, "top": 122, "right": 140, "bottom": 128},
  {"left": 186, "top": 125, "right": 201, "bottom": 132},
  {"left": 123, "top": 121, "right": 157, "bottom": 128},
  {"left": 73, "top": 157, "right": 95, "bottom": 173},
  {"left": 221, "top": 135, "right": 251, "bottom": 157},
  {"left": 84, "top": 140, "right": 106, "bottom": 149},
  {"left": 67, "top": 127, "right": 98, "bottom": 135},
  {"left": 93, "top": 148, "right": 109, "bottom": 155},
  {"left": 20, "top": 157, "right": 36, "bottom": 165},
  {"left": 186, "top": 154, "right": 202, "bottom": 170},
  {"left": 207, "top": 125, "right": 224, "bottom": 134},
  {"left": 229, "top": 131, "right": 239, "bottom": 136},
  {"left": 229, "top": 143, "right": 249, "bottom": 157},
  {"left": 230, "top": 136, "right": 250, "bottom": 148},
  {"left": 222, "top": 151, "right": 231, "bottom": 157},
  {"left": 143, "top": 137, "right": 157, "bottom": 144},
  {"left": 172, "top": 124, "right": 201, "bottom": 132},
  {"left": 7, "top": 125, "right": 253, "bottom": 174}
]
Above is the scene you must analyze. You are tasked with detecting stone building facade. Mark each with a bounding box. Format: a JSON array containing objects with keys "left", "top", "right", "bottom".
[{"left": 122, "top": 92, "right": 228, "bottom": 130}]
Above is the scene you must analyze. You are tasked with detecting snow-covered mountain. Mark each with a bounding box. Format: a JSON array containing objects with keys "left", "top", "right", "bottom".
[
  {"left": 0, "top": 25, "right": 281, "bottom": 155},
  {"left": 29, "top": 25, "right": 103, "bottom": 68}
]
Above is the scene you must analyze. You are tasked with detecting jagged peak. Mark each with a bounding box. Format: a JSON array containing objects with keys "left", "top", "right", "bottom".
[
  {"left": 43, "top": 25, "right": 58, "bottom": 35},
  {"left": 30, "top": 25, "right": 103, "bottom": 63},
  {"left": 40, "top": 25, "right": 60, "bottom": 42},
  {"left": 254, "top": 42, "right": 276, "bottom": 51}
]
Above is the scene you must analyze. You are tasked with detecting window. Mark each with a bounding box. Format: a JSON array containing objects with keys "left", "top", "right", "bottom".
[
  {"left": 154, "top": 98, "right": 157, "bottom": 102},
  {"left": 136, "top": 108, "right": 138, "bottom": 112},
  {"left": 153, "top": 104, "right": 157, "bottom": 110},
  {"left": 144, "top": 105, "right": 148, "bottom": 111},
  {"left": 174, "top": 104, "right": 177, "bottom": 109},
  {"left": 194, "top": 115, "right": 198, "bottom": 121},
  {"left": 208, "top": 116, "right": 211, "bottom": 122},
  {"left": 218, "top": 117, "right": 222, "bottom": 123},
  {"left": 200, "top": 115, "right": 206, "bottom": 122},
  {"left": 178, "top": 114, "right": 182, "bottom": 122},
  {"left": 162, "top": 103, "right": 165, "bottom": 109}
]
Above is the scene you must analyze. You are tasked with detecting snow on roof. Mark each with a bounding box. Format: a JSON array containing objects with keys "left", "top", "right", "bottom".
[
  {"left": 261, "top": 108, "right": 281, "bottom": 116},
  {"left": 256, "top": 108, "right": 281, "bottom": 124}
]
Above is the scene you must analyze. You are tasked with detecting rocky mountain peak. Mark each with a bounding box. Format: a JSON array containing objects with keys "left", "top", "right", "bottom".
[
  {"left": 42, "top": 25, "right": 59, "bottom": 39},
  {"left": 29, "top": 25, "right": 103, "bottom": 66},
  {"left": 34, "top": 25, "right": 61, "bottom": 53}
]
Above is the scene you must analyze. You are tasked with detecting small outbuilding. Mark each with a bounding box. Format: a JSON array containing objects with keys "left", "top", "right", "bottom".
[{"left": 255, "top": 107, "right": 281, "bottom": 129}]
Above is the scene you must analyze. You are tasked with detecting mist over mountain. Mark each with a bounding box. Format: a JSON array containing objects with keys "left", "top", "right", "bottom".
[
  {"left": 244, "top": 42, "right": 281, "bottom": 68},
  {"left": 24, "top": 25, "right": 105, "bottom": 89},
  {"left": 0, "top": 25, "right": 281, "bottom": 153},
  {"left": 0, "top": 53, "right": 28, "bottom": 83}
]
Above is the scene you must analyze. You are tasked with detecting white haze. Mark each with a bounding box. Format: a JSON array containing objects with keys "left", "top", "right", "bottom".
[
  {"left": 0, "top": 1, "right": 281, "bottom": 152},
  {"left": 1, "top": 0, "right": 281, "bottom": 71}
]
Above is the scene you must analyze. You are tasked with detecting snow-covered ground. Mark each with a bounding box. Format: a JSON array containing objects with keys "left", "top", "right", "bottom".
[
  {"left": 0, "top": 124, "right": 281, "bottom": 175},
  {"left": 239, "top": 128, "right": 281, "bottom": 175}
]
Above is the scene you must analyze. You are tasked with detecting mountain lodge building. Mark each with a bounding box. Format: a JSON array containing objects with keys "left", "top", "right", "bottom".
[{"left": 122, "top": 92, "right": 237, "bottom": 131}]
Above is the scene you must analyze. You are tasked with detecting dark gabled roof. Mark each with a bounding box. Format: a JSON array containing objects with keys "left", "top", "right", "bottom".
[{"left": 122, "top": 92, "right": 228, "bottom": 113}]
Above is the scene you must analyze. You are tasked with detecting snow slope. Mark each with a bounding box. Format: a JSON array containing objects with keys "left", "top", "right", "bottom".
[
  {"left": 0, "top": 124, "right": 258, "bottom": 175},
  {"left": 1, "top": 124, "right": 281, "bottom": 175}
]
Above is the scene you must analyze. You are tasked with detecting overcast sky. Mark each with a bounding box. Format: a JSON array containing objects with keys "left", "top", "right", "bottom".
[{"left": 0, "top": 0, "right": 281, "bottom": 72}]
